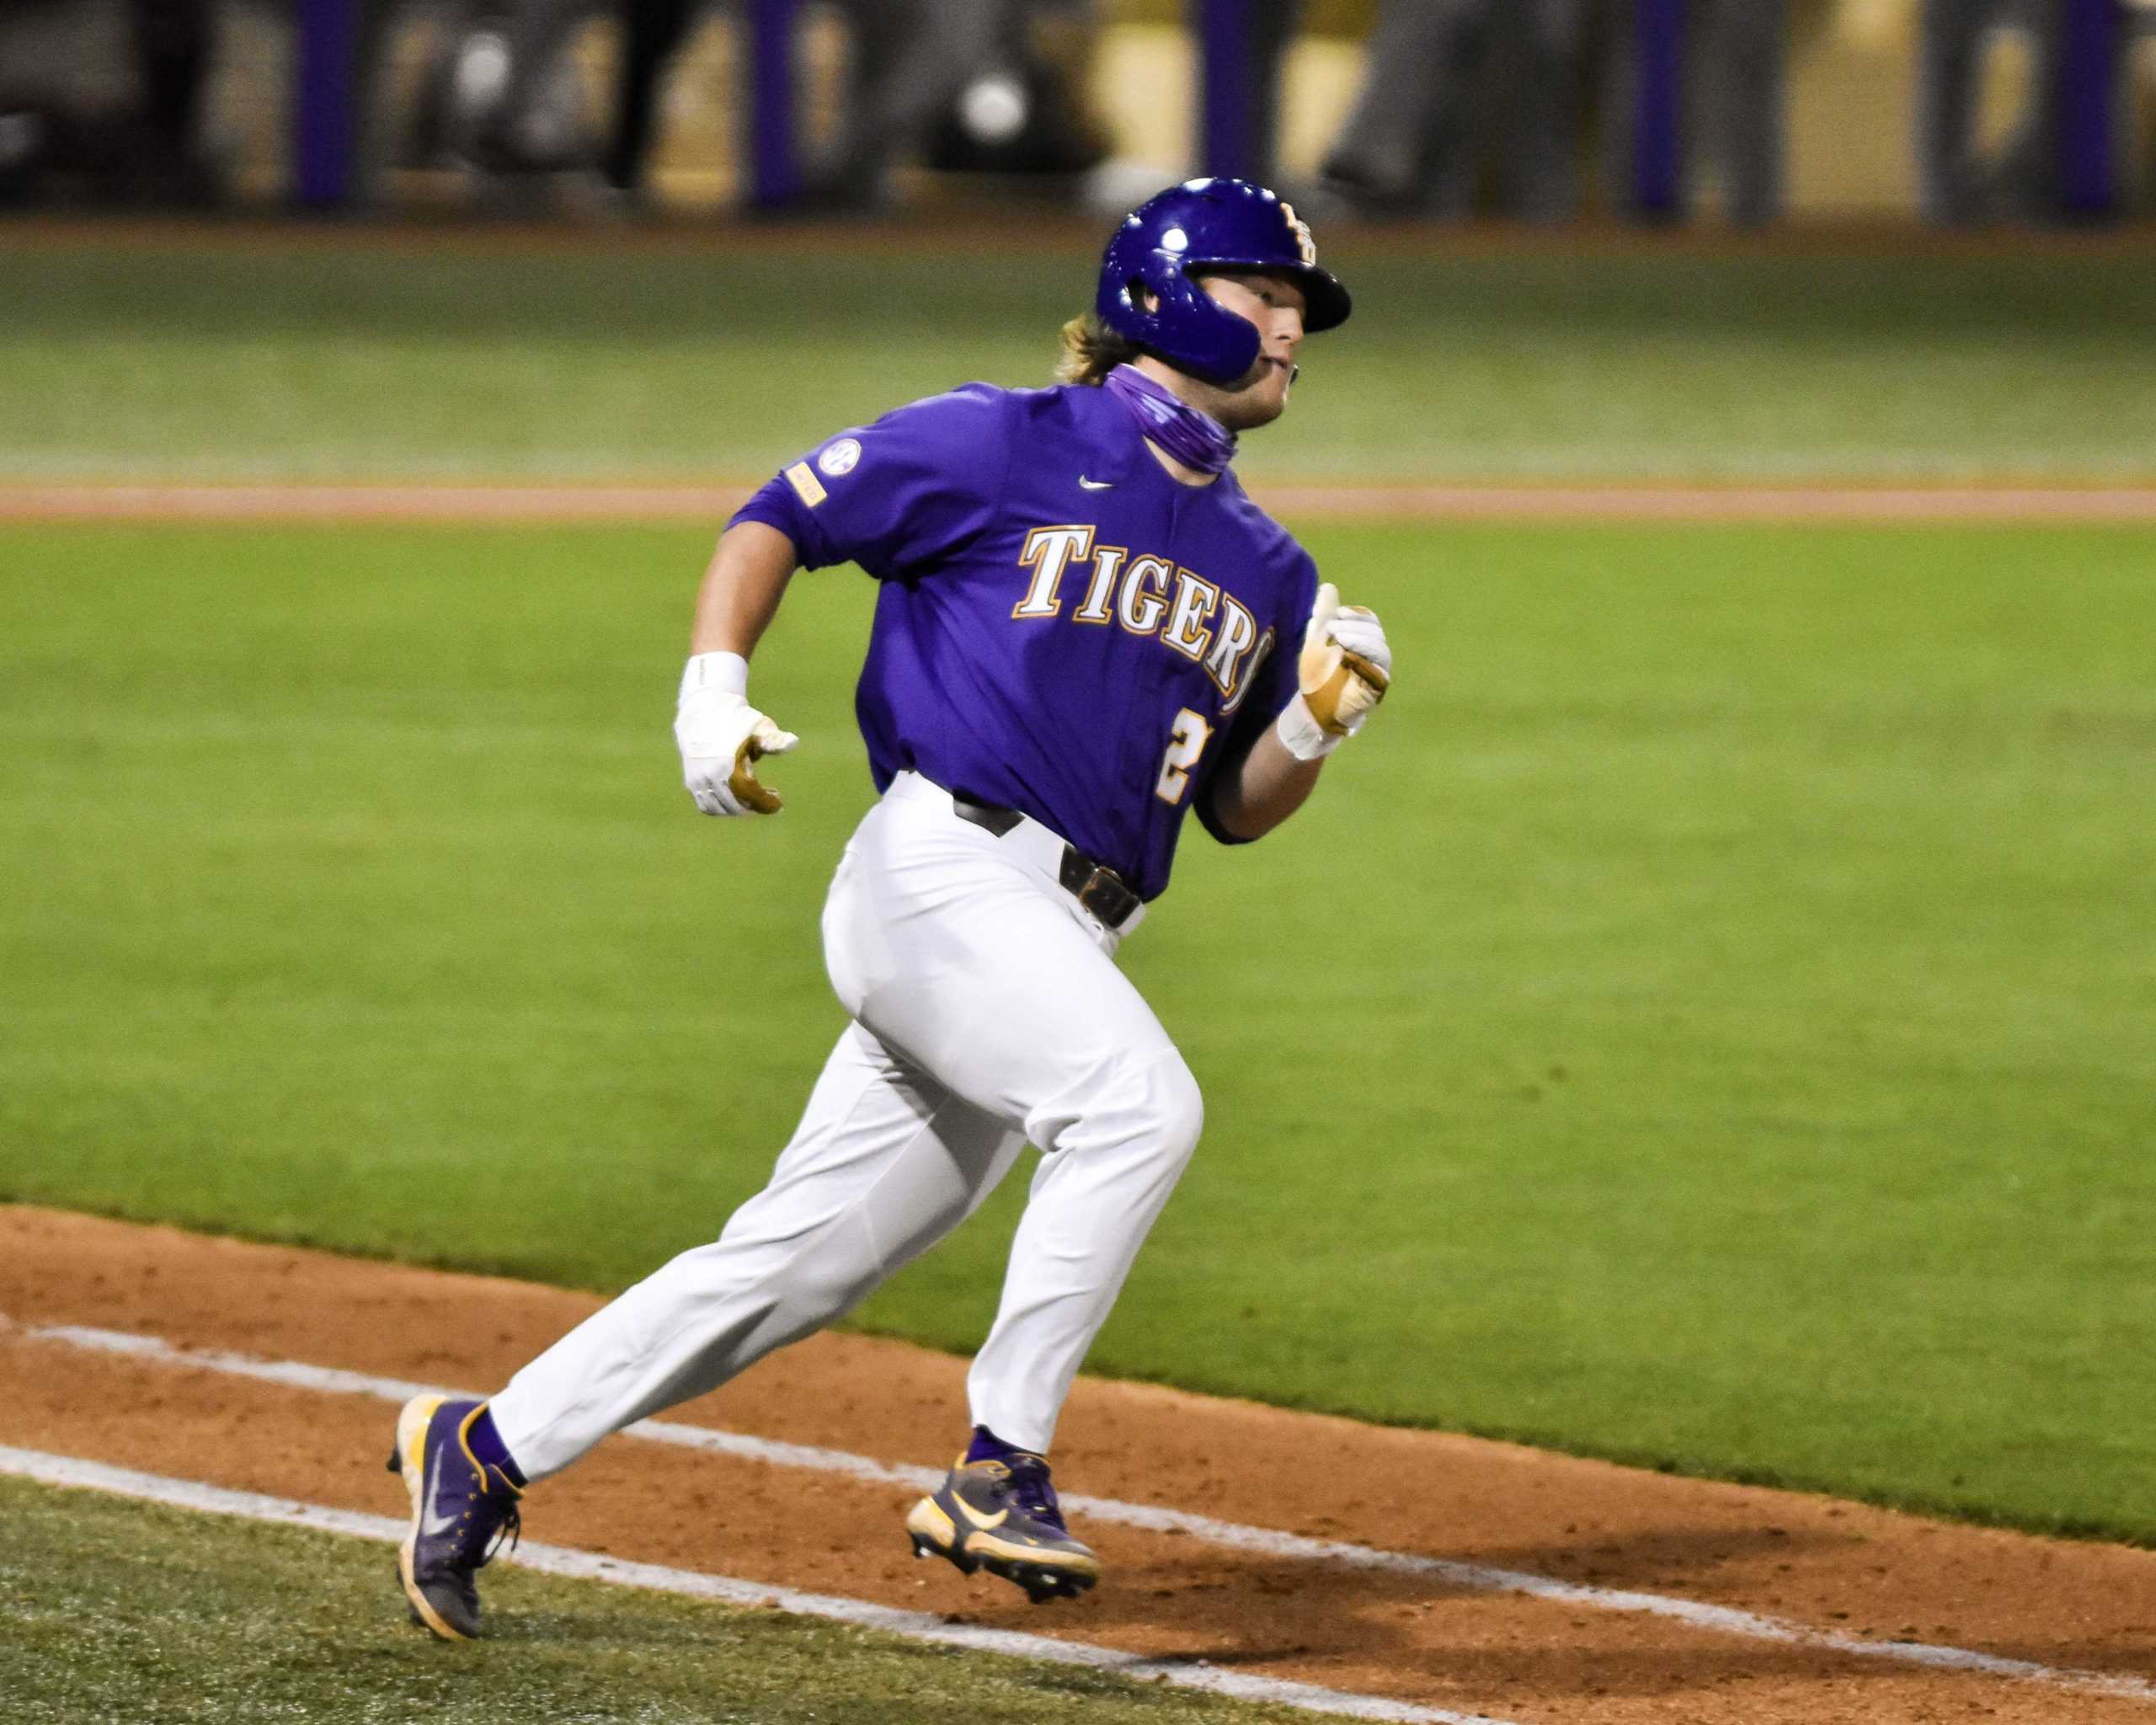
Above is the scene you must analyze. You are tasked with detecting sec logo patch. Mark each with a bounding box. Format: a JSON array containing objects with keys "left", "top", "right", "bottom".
[{"left": 818, "top": 438, "right": 862, "bottom": 477}]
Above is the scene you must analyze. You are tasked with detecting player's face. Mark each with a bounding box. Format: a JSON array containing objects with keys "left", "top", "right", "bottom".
[{"left": 1193, "top": 270, "right": 1308, "bottom": 430}]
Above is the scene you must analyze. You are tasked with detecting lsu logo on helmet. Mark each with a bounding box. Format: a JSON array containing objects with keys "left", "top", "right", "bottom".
[{"left": 1278, "top": 202, "right": 1317, "bottom": 267}]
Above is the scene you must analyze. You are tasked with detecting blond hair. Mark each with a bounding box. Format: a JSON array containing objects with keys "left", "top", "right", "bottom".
[{"left": 1054, "top": 313, "right": 1144, "bottom": 387}]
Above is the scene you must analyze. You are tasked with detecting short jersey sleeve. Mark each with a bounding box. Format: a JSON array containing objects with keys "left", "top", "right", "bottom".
[
  {"left": 728, "top": 384, "right": 1014, "bottom": 579},
  {"left": 1193, "top": 546, "right": 1319, "bottom": 846}
]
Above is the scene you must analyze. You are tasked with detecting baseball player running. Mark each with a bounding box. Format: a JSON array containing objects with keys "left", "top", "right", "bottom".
[{"left": 389, "top": 177, "right": 1394, "bottom": 1638}]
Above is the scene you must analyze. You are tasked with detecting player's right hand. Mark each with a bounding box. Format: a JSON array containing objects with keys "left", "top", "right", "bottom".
[{"left": 675, "top": 652, "right": 800, "bottom": 816}]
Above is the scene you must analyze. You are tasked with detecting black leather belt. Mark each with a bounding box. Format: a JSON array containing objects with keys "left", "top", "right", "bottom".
[{"left": 950, "top": 793, "right": 1144, "bottom": 931}]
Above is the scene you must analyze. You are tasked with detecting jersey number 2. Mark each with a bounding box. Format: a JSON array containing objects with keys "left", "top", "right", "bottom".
[{"left": 1155, "top": 708, "right": 1214, "bottom": 805}]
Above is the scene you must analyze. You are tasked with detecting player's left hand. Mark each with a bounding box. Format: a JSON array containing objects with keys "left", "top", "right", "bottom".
[
  {"left": 676, "top": 653, "right": 801, "bottom": 815},
  {"left": 1276, "top": 584, "right": 1391, "bottom": 760}
]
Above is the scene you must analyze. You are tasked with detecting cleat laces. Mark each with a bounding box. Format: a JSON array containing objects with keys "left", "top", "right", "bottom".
[
  {"left": 445, "top": 1468, "right": 523, "bottom": 1572},
  {"left": 1000, "top": 1455, "right": 1070, "bottom": 1535}
]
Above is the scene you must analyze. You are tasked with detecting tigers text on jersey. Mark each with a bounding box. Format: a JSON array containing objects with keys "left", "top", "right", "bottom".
[{"left": 730, "top": 382, "right": 1319, "bottom": 901}]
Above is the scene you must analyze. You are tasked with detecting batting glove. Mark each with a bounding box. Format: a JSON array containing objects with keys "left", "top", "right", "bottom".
[
  {"left": 1274, "top": 583, "right": 1392, "bottom": 761},
  {"left": 675, "top": 651, "right": 799, "bottom": 815}
]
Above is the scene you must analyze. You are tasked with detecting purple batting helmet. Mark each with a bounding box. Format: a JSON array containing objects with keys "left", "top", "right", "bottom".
[{"left": 1096, "top": 177, "right": 1352, "bottom": 385}]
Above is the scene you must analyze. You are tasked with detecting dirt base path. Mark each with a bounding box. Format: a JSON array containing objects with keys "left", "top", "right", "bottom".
[{"left": 3, "top": 1206, "right": 2152, "bottom": 1723}]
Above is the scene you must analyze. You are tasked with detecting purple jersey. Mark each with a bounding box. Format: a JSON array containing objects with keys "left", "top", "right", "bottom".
[{"left": 731, "top": 382, "right": 1319, "bottom": 902}]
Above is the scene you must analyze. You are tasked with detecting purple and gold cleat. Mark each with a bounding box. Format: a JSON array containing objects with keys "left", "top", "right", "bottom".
[
  {"left": 905, "top": 1449, "right": 1099, "bottom": 1605},
  {"left": 387, "top": 1395, "right": 522, "bottom": 1640}
]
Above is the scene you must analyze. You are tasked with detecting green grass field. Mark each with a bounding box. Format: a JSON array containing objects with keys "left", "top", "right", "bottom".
[
  {"left": 5, "top": 510, "right": 2152, "bottom": 1541},
  {"left": 4, "top": 232, "right": 2156, "bottom": 481}
]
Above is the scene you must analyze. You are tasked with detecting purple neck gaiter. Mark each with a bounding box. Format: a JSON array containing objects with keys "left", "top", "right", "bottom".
[{"left": 1102, "top": 364, "right": 1237, "bottom": 476}]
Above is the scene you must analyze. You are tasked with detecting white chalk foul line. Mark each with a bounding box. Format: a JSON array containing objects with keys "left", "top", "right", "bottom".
[
  {"left": 0, "top": 1445, "right": 1501, "bottom": 1725},
  {"left": 15, "top": 1316, "right": 2156, "bottom": 1706}
]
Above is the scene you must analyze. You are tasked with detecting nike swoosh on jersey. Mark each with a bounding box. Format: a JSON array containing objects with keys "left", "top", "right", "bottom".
[
  {"left": 1077, "top": 475, "right": 1113, "bottom": 491},
  {"left": 420, "top": 1448, "right": 457, "bottom": 1537}
]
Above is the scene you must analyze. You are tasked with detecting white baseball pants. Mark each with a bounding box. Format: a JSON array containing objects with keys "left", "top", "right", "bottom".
[{"left": 488, "top": 772, "right": 1203, "bottom": 1479}]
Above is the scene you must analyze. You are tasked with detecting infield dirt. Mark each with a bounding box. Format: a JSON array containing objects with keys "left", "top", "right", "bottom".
[{"left": 3, "top": 1205, "right": 2152, "bottom": 1724}]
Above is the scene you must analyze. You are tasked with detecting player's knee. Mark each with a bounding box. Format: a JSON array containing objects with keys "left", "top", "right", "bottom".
[
  {"left": 739, "top": 1212, "right": 889, "bottom": 1343},
  {"left": 1028, "top": 1046, "right": 1203, "bottom": 1166},
  {"left": 766, "top": 1253, "right": 879, "bottom": 1343},
  {"left": 1153, "top": 1055, "right": 1204, "bottom": 1164},
  {"left": 1118, "top": 1049, "right": 1202, "bottom": 1171}
]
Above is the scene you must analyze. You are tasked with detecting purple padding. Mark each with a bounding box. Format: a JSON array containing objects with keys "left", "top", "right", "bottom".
[
  {"left": 1193, "top": 0, "right": 1253, "bottom": 180},
  {"left": 294, "top": 0, "right": 357, "bottom": 207},
  {"left": 2056, "top": 0, "right": 2121, "bottom": 216},
  {"left": 744, "top": 0, "right": 801, "bottom": 209},
  {"left": 1632, "top": 0, "right": 1684, "bottom": 217}
]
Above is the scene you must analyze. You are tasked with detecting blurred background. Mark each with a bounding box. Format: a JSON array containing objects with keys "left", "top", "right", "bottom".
[{"left": 3, "top": 0, "right": 2155, "bottom": 225}]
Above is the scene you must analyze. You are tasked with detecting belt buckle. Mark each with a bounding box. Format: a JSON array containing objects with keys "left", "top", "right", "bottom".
[
  {"left": 1074, "top": 863, "right": 1138, "bottom": 930},
  {"left": 1054, "top": 842, "right": 1139, "bottom": 930}
]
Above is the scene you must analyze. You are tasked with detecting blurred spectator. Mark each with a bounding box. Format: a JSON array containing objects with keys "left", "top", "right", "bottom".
[
  {"left": 373, "top": 0, "right": 621, "bottom": 185},
  {"left": 1605, "top": 0, "right": 1786, "bottom": 225},
  {"left": 1317, "top": 0, "right": 1505, "bottom": 217},
  {"left": 1238, "top": 0, "right": 1306, "bottom": 191},
  {"left": 448, "top": 0, "right": 701, "bottom": 191},
  {"left": 0, "top": 0, "right": 220, "bottom": 204},
  {"left": 793, "top": 0, "right": 1006, "bottom": 206},
  {"left": 600, "top": 0, "right": 693, "bottom": 194},
  {"left": 131, "top": 0, "right": 216, "bottom": 188},
  {"left": 922, "top": 0, "right": 1107, "bottom": 179},
  {"left": 1315, "top": 0, "right": 1615, "bottom": 222},
  {"left": 401, "top": 0, "right": 1022, "bottom": 207},
  {"left": 1318, "top": 0, "right": 1785, "bottom": 225},
  {"left": 1916, "top": 0, "right": 2060, "bottom": 222},
  {"left": 1497, "top": 0, "right": 1606, "bottom": 222}
]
